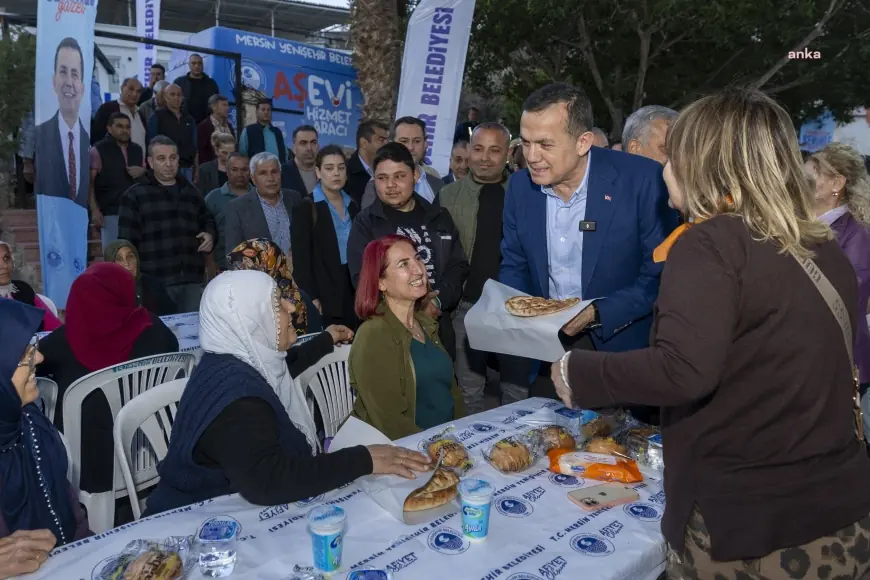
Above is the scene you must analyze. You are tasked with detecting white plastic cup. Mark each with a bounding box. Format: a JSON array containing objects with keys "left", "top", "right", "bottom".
[
  {"left": 458, "top": 478, "right": 494, "bottom": 542},
  {"left": 307, "top": 505, "right": 347, "bottom": 572}
]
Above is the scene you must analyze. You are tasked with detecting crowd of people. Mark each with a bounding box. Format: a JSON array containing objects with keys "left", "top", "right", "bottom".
[{"left": 4, "top": 53, "right": 870, "bottom": 578}]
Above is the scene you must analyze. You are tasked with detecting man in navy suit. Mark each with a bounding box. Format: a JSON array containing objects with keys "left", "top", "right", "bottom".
[
  {"left": 34, "top": 37, "right": 90, "bottom": 209},
  {"left": 499, "top": 83, "right": 676, "bottom": 402}
]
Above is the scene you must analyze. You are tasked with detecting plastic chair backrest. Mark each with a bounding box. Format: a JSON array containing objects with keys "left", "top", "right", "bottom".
[
  {"left": 61, "top": 352, "right": 195, "bottom": 531},
  {"left": 114, "top": 378, "right": 187, "bottom": 520},
  {"left": 36, "top": 377, "right": 59, "bottom": 423},
  {"left": 296, "top": 345, "right": 354, "bottom": 438},
  {"left": 37, "top": 293, "right": 58, "bottom": 317}
]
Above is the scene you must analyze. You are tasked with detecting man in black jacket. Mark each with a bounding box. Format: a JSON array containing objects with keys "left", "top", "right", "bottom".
[
  {"left": 146, "top": 84, "right": 198, "bottom": 182},
  {"left": 118, "top": 135, "right": 216, "bottom": 313},
  {"left": 89, "top": 112, "right": 146, "bottom": 250},
  {"left": 345, "top": 119, "right": 389, "bottom": 205},
  {"left": 348, "top": 142, "right": 469, "bottom": 359},
  {"left": 172, "top": 53, "right": 220, "bottom": 124}
]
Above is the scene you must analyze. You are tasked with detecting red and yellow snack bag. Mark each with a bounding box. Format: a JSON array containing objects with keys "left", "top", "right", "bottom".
[{"left": 547, "top": 449, "right": 643, "bottom": 484}]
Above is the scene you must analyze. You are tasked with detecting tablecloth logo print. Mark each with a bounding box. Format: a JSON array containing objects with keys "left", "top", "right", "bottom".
[
  {"left": 506, "top": 574, "right": 545, "bottom": 580},
  {"left": 548, "top": 473, "right": 584, "bottom": 488},
  {"left": 623, "top": 502, "right": 663, "bottom": 522},
  {"left": 470, "top": 422, "right": 496, "bottom": 433},
  {"left": 570, "top": 534, "right": 615, "bottom": 557},
  {"left": 427, "top": 527, "right": 470, "bottom": 555},
  {"left": 295, "top": 494, "right": 325, "bottom": 507},
  {"left": 496, "top": 496, "right": 534, "bottom": 518},
  {"left": 648, "top": 490, "right": 666, "bottom": 505}
]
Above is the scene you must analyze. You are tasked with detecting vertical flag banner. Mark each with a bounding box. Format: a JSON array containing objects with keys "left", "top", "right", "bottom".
[
  {"left": 34, "top": 0, "right": 99, "bottom": 308},
  {"left": 137, "top": 0, "right": 161, "bottom": 85},
  {"left": 395, "top": 0, "right": 476, "bottom": 177}
]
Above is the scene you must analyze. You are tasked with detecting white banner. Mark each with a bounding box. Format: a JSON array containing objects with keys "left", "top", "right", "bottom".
[
  {"left": 395, "top": 0, "right": 476, "bottom": 177},
  {"left": 136, "top": 0, "right": 161, "bottom": 85}
]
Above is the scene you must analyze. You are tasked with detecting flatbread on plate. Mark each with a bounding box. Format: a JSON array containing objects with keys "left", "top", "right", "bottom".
[{"left": 505, "top": 296, "right": 580, "bottom": 317}]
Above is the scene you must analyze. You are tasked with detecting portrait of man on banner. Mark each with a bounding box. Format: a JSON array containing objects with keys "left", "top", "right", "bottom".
[{"left": 34, "top": 36, "right": 90, "bottom": 209}]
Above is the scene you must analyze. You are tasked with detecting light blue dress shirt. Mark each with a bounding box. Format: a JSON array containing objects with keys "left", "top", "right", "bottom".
[
  {"left": 416, "top": 168, "right": 435, "bottom": 203},
  {"left": 313, "top": 184, "right": 353, "bottom": 264},
  {"left": 258, "top": 191, "right": 292, "bottom": 256},
  {"left": 543, "top": 149, "right": 592, "bottom": 299}
]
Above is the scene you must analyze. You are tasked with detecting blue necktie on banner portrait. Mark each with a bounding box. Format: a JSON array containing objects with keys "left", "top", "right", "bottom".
[{"left": 34, "top": 0, "right": 99, "bottom": 308}]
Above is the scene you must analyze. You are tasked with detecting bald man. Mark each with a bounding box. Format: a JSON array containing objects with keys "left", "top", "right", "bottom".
[{"left": 147, "top": 83, "right": 199, "bottom": 181}]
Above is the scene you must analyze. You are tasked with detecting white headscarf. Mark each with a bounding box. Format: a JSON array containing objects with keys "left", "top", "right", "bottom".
[{"left": 199, "top": 270, "right": 319, "bottom": 454}]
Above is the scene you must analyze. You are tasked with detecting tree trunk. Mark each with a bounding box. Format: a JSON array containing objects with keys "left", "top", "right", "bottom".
[{"left": 350, "top": 0, "right": 405, "bottom": 122}]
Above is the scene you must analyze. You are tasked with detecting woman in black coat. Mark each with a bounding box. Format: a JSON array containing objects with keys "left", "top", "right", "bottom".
[{"left": 291, "top": 145, "right": 360, "bottom": 329}]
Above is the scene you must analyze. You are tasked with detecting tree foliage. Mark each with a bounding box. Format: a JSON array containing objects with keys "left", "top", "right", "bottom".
[
  {"left": 0, "top": 26, "right": 36, "bottom": 160},
  {"left": 467, "top": 0, "right": 870, "bottom": 139}
]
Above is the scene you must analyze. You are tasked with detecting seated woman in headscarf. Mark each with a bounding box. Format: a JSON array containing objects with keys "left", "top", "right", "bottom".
[
  {"left": 103, "top": 240, "right": 177, "bottom": 316},
  {"left": 0, "top": 301, "right": 90, "bottom": 578},
  {"left": 227, "top": 238, "right": 354, "bottom": 377},
  {"left": 145, "top": 270, "right": 431, "bottom": 514},
  {"left": 37, "top": 263, "right": 178, "bottom": 496},
  {"left": 0, "top": 241, "right": 61, "bottom": 331}
]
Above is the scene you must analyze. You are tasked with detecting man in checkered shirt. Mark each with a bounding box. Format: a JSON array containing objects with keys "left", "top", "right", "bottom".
[{"left": 118, "top": 135, "right": 216, "bottom": 312}]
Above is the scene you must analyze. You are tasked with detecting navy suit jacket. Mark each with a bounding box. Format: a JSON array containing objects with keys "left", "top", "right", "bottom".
[
  {"left": 34, "top": 112, "right": 90, "bottom": 209},
  {"left": 499, "top": 147, "right": 677, "bottom": 353}
]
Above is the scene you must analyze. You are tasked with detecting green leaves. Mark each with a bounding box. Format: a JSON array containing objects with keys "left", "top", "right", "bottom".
[
  {"left": 467, "top": 0, "right": 870, "bottom": 136},
  {"left": 0, "top": 27, "right": 36, "bottom": 160}
]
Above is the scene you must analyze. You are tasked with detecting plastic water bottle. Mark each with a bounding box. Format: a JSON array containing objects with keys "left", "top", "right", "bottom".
[{"left": 197, "top": 516, "right": 240, "bottom": 577}]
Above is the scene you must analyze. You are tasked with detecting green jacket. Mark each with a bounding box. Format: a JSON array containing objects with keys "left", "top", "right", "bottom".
[
  {"left": 439, "top": 171, "right": 511, "bottom": 263},
  {"left": 349, "top": 305, "right": 466, "bottom": 440}
]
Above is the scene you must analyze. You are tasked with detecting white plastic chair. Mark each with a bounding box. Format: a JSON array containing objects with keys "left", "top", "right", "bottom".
[
  {"left": 114, "top": 378, "right": 187, "bottom": 520},
  {"left": 62, "top": 353, "right": 195, "bottom": 533},
  {"left": 36, "top": 377, "right": 59, "bottom": 423},
  {"left": 36, "top": 293, "right": 58, "bottom": 317},
  {"left": 296, "top": 345, "right": 354, "bottom": 438},
  {"left": 58, "top": 430, "right": 73, "bottom": 482}
]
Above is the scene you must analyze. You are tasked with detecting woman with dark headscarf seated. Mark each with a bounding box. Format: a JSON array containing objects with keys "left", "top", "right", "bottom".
[
  {"left": 37, "top": 263, "right": 178, "bottom": 496},
  {"left": 0, "top": 241, "right": 62, "bottom": 331},
  {"left": 0, "top": 301, "right": 90, "bottom": 578},
  {"left": 227, "top": 238, "right": 354, "bottom": 377},
  {"left": 145, "top": 271, "right": 430, "bottom": 514},
  {"left": 103, "top": 240, "right": 177, "bottom": 316}
]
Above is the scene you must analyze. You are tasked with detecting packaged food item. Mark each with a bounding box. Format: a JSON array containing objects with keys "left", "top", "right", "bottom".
[
  {"left": 584, "top": 437, "right": 627, "bottom": 456},
  {"left": 483, "top": 434, "right": 539, "bottom": 473},
  {"left": 122, "top": 551, "right": 183, "bottom": 580},
  {"left": 647, "top": 433, "right": 664, "bottom": 471},
  {"left": 537, "top": 425, "right": 577, "bottom": 452},
  {"left": 93, "top": 538, "right": 194, "bottom": 580},
  {"left": 425, "top": 434, "right": 473, "bottom": 473},
  {"left": 547, "top": 449, "right": 643, "bottom": 483},
  {"left": 580, "top": 417, "right": 613, "bottom": 439},
  {"left": 403, "top": 468, "right": 459, "bottom": 512},
  {"left": 307, "top": 505, "right": 347, "bottom": 572},
  {"left": 457, "top": 478, "right": 494, "bottom": 542},
  {"left": 623, "top": 426, "right": 662, "bottom": 468}
]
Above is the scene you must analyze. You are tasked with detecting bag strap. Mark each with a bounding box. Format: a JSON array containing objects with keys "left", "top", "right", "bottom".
[
  {"left": 791, "top": 252, "right": 854, "bottom": 366},
  {"left": 791, "top": 251, "right": 864, "bottom": 442}
]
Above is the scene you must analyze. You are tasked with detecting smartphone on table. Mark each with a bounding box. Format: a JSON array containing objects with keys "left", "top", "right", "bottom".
[{"left": 568, "top": 483, "right": 639, "bottom": 512}]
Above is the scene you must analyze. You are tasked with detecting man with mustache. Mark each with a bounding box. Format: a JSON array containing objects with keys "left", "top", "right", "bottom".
[
  {"left": 34, "top": 37, "right": 90, "bottom": 209},
  {"left": 439, "top": 122, "right": 521, "bottom": 413}
]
